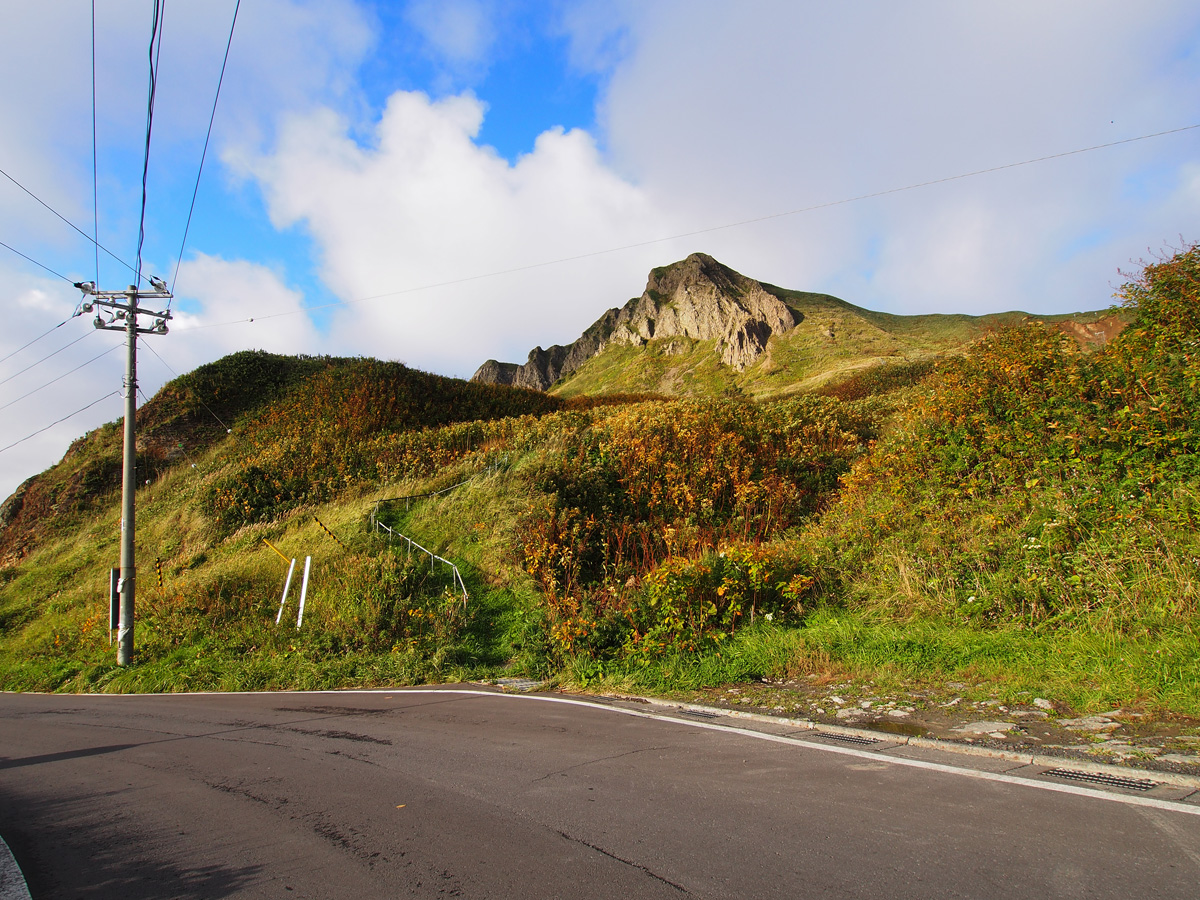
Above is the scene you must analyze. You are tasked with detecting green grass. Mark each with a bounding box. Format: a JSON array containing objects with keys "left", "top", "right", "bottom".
[
  {"left": 0, "top": 247, "right": 1192, "bottom": 718},
  {"left": 572, "top": 610, "right": 1200, "bottom": 717}
]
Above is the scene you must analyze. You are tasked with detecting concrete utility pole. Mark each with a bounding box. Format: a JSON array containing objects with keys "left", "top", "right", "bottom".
[{"left": 75, "top": 279, "right": 172, "bottom": 666}]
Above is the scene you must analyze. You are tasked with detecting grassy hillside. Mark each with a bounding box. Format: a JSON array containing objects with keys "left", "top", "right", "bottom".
[
  {"left": 552, "top": 287, "right": 1126, "bottom": 400},
  {"left": 0, "top": 246, "right": 1196, "bottom": 720}
]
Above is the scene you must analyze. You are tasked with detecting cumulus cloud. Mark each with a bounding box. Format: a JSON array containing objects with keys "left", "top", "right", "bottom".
[
  {"left": 5, "top": 0, "right": 1198, "bottom": 501},
  {"left": 168, "top": 254, "right": 322, "bottom": 367},
  {"left": 234, "top": 88, "right": 678, "bottom": 375},
  {"left": 0, "top": 257, "right": 316, "bottom": 499},
  {"left": 0, "top": 0, "right": 370, "bottom": 498},
  {"left": 404, "top": 0, "right": 496, "bottom": 71},
  {"left": 0, "top": 263, "right": 124, "bottom": 501},
  {"left": 593, "top": 0, "right": 1200, "bottom": 313}
]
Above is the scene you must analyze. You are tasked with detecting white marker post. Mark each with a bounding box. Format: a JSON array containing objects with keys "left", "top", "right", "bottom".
[
  {"left": 296, "top": 556, "right": 312, "bottom": 629},
  {"left": 275, "top": 558, "right": 297, "bottom": 625}
]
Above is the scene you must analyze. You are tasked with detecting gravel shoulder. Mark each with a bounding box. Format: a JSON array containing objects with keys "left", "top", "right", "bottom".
[{"left": 653, "top": 675, "right": 1200, "bottom": 779}]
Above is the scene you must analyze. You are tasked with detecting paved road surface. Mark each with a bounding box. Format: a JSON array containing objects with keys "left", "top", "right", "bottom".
[{"left": 1, "top": 688, "right": 1197, "bottom": 898}]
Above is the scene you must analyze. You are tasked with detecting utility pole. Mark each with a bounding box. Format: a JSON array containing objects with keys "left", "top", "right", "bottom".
[{"left": 75, "top": 278, "right": 172, "bottom": 666}]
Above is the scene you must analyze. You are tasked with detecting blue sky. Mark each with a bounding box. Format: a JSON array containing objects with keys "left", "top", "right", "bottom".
[{"left": 1, "top": 0, "right": 1199, "bottom": 499}]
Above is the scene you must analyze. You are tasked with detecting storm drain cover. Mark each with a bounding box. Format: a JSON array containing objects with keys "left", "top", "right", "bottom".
[
  {"left": 680, "top": 709, "right": 721, "bottom": 719},
  {"left": 1042, "top": 767, "right": 1158, "bottom": 791},
  {"left": 818, "top": 732, "right": 882, "bottom": 746}
]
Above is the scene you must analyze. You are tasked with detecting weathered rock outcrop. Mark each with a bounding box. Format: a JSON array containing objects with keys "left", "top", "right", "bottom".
[
  {"left": 471, "top": 253, "right": 801, "bottom": 391},
  {"left": 469, "top": 359, "right": 520, "bottom": 386}
]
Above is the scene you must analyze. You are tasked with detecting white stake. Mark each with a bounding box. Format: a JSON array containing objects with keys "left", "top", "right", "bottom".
[
  {"left": 296, "top": 556, "right": 312, "bottom": 629},
  {"left": 275, "top": 558, "right": 297, "bottom": 625}
]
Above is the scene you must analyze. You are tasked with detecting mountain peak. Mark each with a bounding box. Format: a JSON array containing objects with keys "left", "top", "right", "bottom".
[{"left": 471, "top": 254, "right": 800, "bottom": 390}]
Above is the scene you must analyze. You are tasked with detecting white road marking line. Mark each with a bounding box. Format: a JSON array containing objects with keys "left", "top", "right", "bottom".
[{"left": 55, "top": 687, "right": 1200, "bottom": 817}]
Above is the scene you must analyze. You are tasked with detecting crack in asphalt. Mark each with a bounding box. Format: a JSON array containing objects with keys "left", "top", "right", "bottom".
[
  {"left": 281, "top": 727, "right": 393, "bottom": 745},
  {"left": 532, "top": 745, "right": 673, "bottom": 783},
  {"left": 555, "top": 828, "right": 691, "bottom": 894}
]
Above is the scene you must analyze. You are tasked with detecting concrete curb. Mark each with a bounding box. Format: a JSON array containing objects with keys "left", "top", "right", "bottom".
[
  {"left": 630, "top": 695, "right": 1200, "bottom": 792},
  {"left": 0, "top": 835, "right": 31, "bottom": 900}
]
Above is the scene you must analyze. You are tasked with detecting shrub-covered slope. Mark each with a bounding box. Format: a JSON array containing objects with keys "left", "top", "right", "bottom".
[
  {"left": 813, "top": 244, "right": 1200, "bottom": 631},
  {"left": 0, "top": 246, "right": 1196, "bottom": 716}
]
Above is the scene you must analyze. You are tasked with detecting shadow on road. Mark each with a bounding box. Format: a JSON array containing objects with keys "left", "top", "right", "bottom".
[{"left": 0, "top": 783, "right": 263, "bottom": 899}]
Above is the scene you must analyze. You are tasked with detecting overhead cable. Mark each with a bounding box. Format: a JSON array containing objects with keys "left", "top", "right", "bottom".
[
  {"left": 0, "top": 331, "right": 91, "bottom": 387},
  {"left": 0, "top": 239, "right": 74, "bottom": 284},
  {"left": 0, "top": 390, "right": 119, "bottom": 456},
  {"left": 134, "top": 0, "right": 166, "bottom": 289},
  {"left": 170, "top": 0, "right": 241, "bottom": 301},
  {"left": 0, "top": 166, "right": 139, "bottom": 284},
  {"left": 91, "top": 0, "right": 100, "bottom": 286},
  {"left": 188, "top": 122, "right": 1200, "bottom": 331},
  {"left": 143, "top": 340, "right": 232, "bottom": 432},
  {"left": 0, "top": 319, "right": 69, "bottom": 366},
  {"left": 0, "top": 342, "right": 122, "bottom": 413}
]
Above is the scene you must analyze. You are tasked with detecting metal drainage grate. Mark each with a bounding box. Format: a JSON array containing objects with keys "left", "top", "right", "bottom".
[
  {"left": 818, "top": 732, "right": 881, "bottom": 746},
  {"left": 1042, "top": 767, "right": 1158, "bottom": 792},
  {"left": 680, "top": 708, "right": 722, "bottom": 719}
]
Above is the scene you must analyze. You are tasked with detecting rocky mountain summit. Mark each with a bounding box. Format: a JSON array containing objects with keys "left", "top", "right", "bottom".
[{"left": 472, "top": 253, "right": 801, "bottom": 391}]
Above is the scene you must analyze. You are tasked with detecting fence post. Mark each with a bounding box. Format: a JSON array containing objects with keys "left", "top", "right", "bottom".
[
  {"left": 275, "top": 558, "right": 297, "bottom": 625},
  {"left": 297, "top": 556, "right": 312, "bottom": 629}
]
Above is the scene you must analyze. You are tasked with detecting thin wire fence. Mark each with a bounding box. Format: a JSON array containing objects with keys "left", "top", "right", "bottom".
[
  {"left": 380, "top": 479, "right": 469, "bottom": 511},
  {"left": 369, "top": 507, "right": 468, "bottom": 607},
  {"left": 367, "top": 457, "right": 510, "bottom": 606}
]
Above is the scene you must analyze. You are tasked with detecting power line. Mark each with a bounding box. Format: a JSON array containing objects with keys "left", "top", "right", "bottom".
[
  {"left": 91, "top": 0, "right": 100, "bottom": 287},
  {"left": 0, "top": 319, "right": 69, "bottom": 366},
  {"left": 189, "top": 121, "right": 1200, "bottom": 331},
  {"left": 0, "top": 239, "right": 74, "bottom": 284},
  {"left": 134, "top": 382, "right": 206, "bottom": 473},
  {"left": 142, "top": 340, "right": 232, "bottom": 432},
  {"left": 0, "top": 341, "right": 121, "bottom": 413},
  {"left": 0, "top": 331, "right": 91, "bottom": 387},
  {"left": 0, "top": 165, "right": 140, "bottom": 284},
  {"left": 0, "top": 390, "right": 119, "bottom": 456},
  {"left": 134, "top": 0, "right": 165, "bottom": 289},
  {"left": 170, "top": 0, "right": 240, "bottom": 301}
]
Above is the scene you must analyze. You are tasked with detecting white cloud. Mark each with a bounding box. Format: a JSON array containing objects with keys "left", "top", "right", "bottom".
[
  {"left": 0, "top": 0, "right": 371, "bottom": 499},
  {"left": 6, "top": 0, "right": 1199, "bottom": 503},
  {"left": 0, "top": 264, "right": 123, "bottom": 501},
  {"left": 0, "top": 256, "right": 317, "bottom": 500},
  {"left": 236, "top": 88, "right": 677, "bottom": 375},
  {"left": 404, "top": 0, "right": 496, "bottom": 70},
  {"left": 592, "top": 0, "right": 1200, "bottom": 314},
  {"left": 168, "top": 254, "right": 322, "bottom": 368}
]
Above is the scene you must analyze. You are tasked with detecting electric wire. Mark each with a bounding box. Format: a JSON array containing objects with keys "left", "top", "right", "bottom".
[
  {"left": 134, "top": 0, "right": 165, "bottom": 289},
  {"left": 91, "top": 0, "right": 100, "bottom": 287},
  {"left": 169, "top": 0, "right": 240, "bottom": 302},
  {"left": 0, "top": 239, "right": 74, "bottom": 284},
  {"left": 188, "top": 121, "right": 1200, "bottom": 331},
  {"left": 142, "top": 340, "right": 232, "bottom": 432},
  {"left": 0, "top": 320, "right": 70, "bottom": 366},
  {"left": 0, "top": 331, "right": 91, "bottom": 387},
  {"left": 0, "top": 165, "right": 140, "bottom": 284},
  {"left": 0, "top": 342, "right": 122, "bottom": 413},
  {"left": 0, "top": 390, "right": 119, "bottom": 456},
  {"left": 134, "top": 383, "right": 205, "bottom": 472}
]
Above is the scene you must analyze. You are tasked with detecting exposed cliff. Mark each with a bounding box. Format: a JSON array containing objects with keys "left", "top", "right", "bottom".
[{"left": 471, "top": 253, "right": 801, "bottom": 391}]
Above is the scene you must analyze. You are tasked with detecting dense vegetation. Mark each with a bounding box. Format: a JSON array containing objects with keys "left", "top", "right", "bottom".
[{"left": 1, "top": 245, "right": 1197, "bottom": 716}]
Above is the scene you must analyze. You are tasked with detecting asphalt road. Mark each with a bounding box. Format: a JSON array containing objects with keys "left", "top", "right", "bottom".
[{"left": 1, "top": 688, "right": 1198, "bottom": 899}]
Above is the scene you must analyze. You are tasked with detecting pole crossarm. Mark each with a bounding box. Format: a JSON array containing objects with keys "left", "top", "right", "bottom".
[{"left": 75, "top": 280, "right": 172, "bottom": 334}]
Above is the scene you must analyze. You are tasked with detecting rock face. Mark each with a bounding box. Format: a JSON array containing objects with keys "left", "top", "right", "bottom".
[
  {"left": 471, "top": 253, "right": 801, "bottom": 391},
  {"left": 469, "top": 359, "right": 520, "bottom": 386}
]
